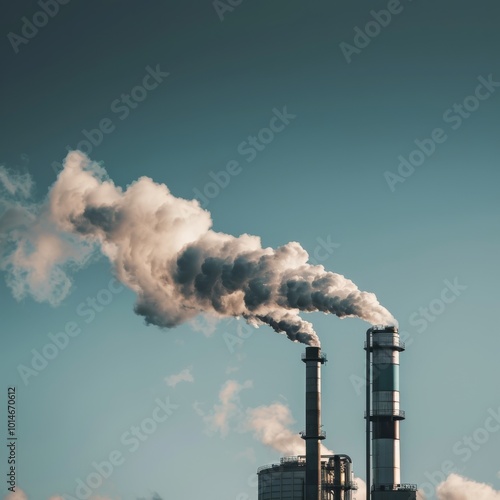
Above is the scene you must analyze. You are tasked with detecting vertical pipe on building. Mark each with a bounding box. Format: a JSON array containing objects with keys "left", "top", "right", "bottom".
[
  {"left": 302, "top": 346, "right": 326, "bottom": 500},
  {"left": 365, "top": 328, "right": 371, "bottom": 500},
  {"left": 333, "top": 455, "right": 342, "bottom": 500}
]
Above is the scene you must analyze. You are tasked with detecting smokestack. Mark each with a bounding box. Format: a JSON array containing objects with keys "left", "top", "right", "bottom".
[
  {"left": 365, "top": 325, "right": 416, "bottom": 500},
  {"left": 301, "top": 346, "right": 327, "bottom": 500}
]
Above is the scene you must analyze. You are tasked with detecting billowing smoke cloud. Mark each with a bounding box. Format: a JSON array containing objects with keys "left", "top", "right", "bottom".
[
  {"left": 0, "top": 163, "right": 93, "bottom": 306},
  {"left": 0, "top": 151, "right": 397, "bottom": 345},
  {"left": 245, "top": 402, "right": 332, "bottom": 456},
  {"left": 435, "top": 473, "right": 500, "bottom": 500},
  {"left": 354, "top": 480, "right": 366, "bottom": 500}
]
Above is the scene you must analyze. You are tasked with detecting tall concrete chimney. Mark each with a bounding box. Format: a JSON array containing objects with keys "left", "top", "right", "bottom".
[
  {"left": 365, "top": 325, "right": 417, "bottom": 500},
  {"left": 301, "top": 346, "right": 327, "bottom": 500}
]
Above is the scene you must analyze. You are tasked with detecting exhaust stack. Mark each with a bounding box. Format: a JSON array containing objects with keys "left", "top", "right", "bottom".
[
  {"left": 301, "top": 346, "right": 327, "bottom": 500},
  {"left": 365, "top": 326, "right": 417, "bottom": 500}
]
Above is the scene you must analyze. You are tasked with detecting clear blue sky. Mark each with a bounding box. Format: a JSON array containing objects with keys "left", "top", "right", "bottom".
[{"left": 1, "top": 1, "right": 499, "bottom": 499}]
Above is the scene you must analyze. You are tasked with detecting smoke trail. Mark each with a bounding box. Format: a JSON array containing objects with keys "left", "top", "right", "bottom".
[
  {"left": 204, "top": 379, "right": 253, "bottom": 437},
  {"left": 0, "top": 164, "right": 94, "bottom": 306},
  {"left": 0, "top": 151, "right": 397, "bottom": 345},
  {"left": 245, "top": 402, "right": 332, "bottom": 456},
  {"left": 202, "top": 381, "right": 331, "bottom": 454}
]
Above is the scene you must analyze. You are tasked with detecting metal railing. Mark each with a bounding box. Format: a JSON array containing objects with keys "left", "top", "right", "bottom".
[
  {"left": 364, "top": 409, "right": 406, "bottom": 419},
  {"left": 323, "top": 481, "right": 358, "bottom": 490},
  {"left": 373, "top": 483, "right": 418, "bottom": 491},
  {"left": 299, "top": 429, "right": 327, "bottom": 439},
  {"left": 364, "top": 337, "right": 405, "bottom": 351},
  {"left": 257, "top": 456, "right": 306, "bottom": 473},
  {"left": 281, "top": 456, "right": 306, "bottom": 465},
  {"left": 301, "top": 352, "right": 328, "bottom": 362}
]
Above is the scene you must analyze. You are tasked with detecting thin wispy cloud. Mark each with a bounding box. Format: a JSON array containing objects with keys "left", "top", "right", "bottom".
[
  {"left": 192, "top": 400, "right": 205, "bottom": 416},
  {"left": 204, "top": 379, "right": 253, "bottom": 437},
  {"left": 188, "top": 313, "right": 219, "bottom": 336},
  {"left": 165, "top": 367, "right": 194, "bottom": 388},
  {"left": 0, "top": 166, "right": 32, "bottom": 198}
]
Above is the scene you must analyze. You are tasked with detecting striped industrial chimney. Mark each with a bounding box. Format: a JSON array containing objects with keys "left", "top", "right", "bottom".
[
  {"left": 301, "top": 346, "right": 327, "bottom": 500},
  {"left": 365, "top": 326, "right": 417, "bottom": 500}
]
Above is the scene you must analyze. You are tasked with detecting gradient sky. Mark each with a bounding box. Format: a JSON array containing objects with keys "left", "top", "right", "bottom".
[{"left": 1, "top": 1, "right": 499, "bottom": 499}]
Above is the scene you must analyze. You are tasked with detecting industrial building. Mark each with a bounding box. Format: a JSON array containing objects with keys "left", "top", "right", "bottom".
[
  {"left": 258, "top": 455, "right": 356, "bottom": 500},
  {"left": 256, "top": 326, "right": 417, "bottom": 500}
]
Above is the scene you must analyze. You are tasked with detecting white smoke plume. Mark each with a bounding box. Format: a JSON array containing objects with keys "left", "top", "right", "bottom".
[
  {"left": 245, "top": 402, "right": 332, "bottom": 456},
  {"left": 203, "top": 380, "right": 331, "bottom": 454},
  {"left": 0, "top": 151, "right": 397, "bottom": 345},
  {"left": 435, "top": 473, "right": 500, "bottom": 500},
  {"left": 204, "top": 379, "right": 253, "bottom": 437},
  {"left": 0, "top": 163, "right": 94, "bottom": 306},
  {"left": 354, "top": 480, "right": 366, "bottom": 500}
]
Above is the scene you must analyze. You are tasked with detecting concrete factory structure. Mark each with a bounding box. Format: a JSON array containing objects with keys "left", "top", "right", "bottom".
[{"left": 256, "top": 326, "right": 417, "bottom": 500}]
